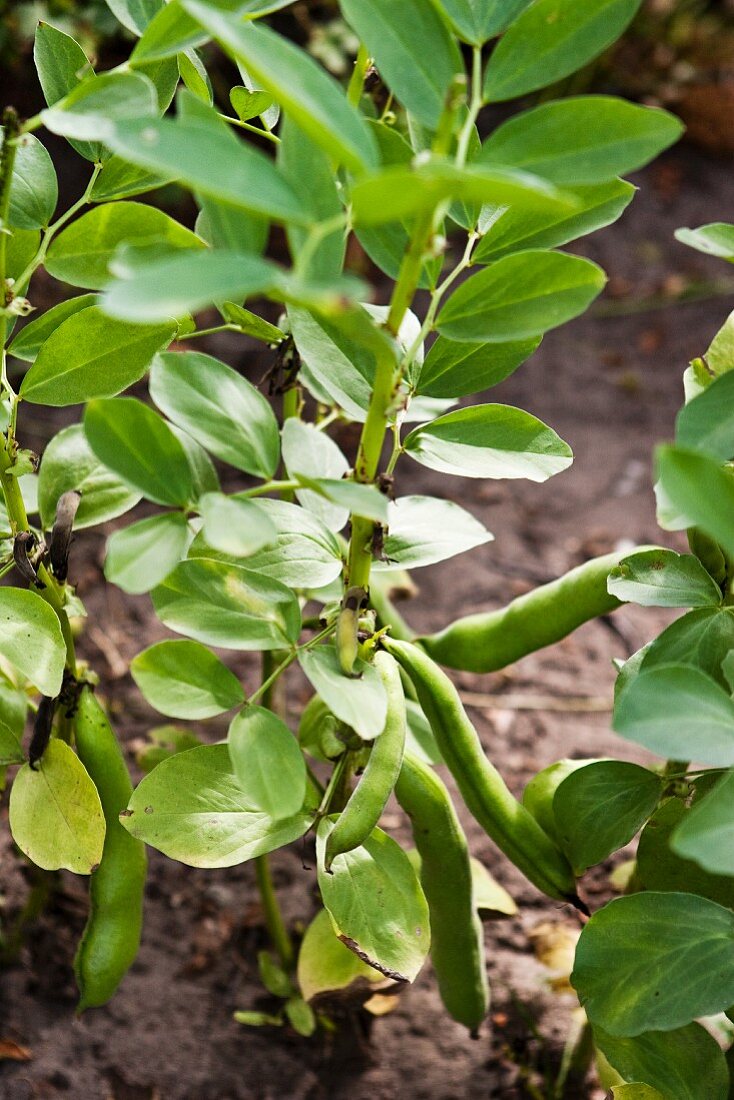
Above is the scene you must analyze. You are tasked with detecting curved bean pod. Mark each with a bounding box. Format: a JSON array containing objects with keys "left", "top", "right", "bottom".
[
  {"left": 382, "top": 638, "right": 581, "bottom": 907},
  {"left": 73, "top": 686, "right": 147, "bottom": 1011},
  {"left": 396, "top": 751, "right": 489, "bottom": 1033},
  {"left": 419, "top": 550, "right": 652, "bottom": 673},
  {"left": 324, "top": 649, "right": 406, "bottom": 870}
]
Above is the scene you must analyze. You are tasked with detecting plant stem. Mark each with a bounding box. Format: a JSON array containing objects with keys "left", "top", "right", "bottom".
[
  {"left": 0, "top": 109, "right": 20, "bottom": 355},
  {"left": 254, "top": 854, "right": 294, "bottom": 970},
  {"left": 247, "top": 624, "right": 334, "bottom": 707},
  {"left": 253, "top": 651, "right": 295, "bottom": 970},
  {"left": 347, "top": 44, "right": 371, "bottom": 108},
  {"left": 220, "top": 114, "right": 280, "bottom": 143},
  {"left": 455, "top": 45, "right": 484, "bottom": 169}
]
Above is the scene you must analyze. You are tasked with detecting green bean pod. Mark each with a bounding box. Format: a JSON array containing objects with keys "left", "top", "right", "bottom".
[
  {"left": 382, "top": 638, "right": 580, "bottom": 907},
  {"left": 73, "top": 686, "right": 147, "bottom": 1011},
  {"left": 396, "top": 751, "right": 489, "bottom": 1033},
  {"left": 419, "top": 550, "right": 651, "bottom": 673},
  {"left": 324, "top": 649, "right": 406, "bottom": 870}
]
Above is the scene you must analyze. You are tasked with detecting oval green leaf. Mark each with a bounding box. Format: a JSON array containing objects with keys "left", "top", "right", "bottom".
[
  {"left": 483, "top": 0, "right": 642, "bottom": 103},
  {"left": 104, "top": 511, "right": 192, "bottom": 594},
  {"left": 553, "top": 761, "right": 662, "bottom": 873},
  {"left": 227, "top": 704, "right": 307, "bottom": 819},
  {"left": 607, "top": 549, "right": 722, "bottom": 609},
  {"left": 121, "top": 743, "right": 313, "bottom": 867},
  {"left": 436, "top": 250, "right": 606, "bottom": 343},
  {"left": 614, "top": 664, "right": 734, "bottom": 765},
  {"left": 9, "top": 740, "right": 105, "bottom": 874},
  {"left": 150, "top": 350, "right": 280, "bottom": 478},
  {"left": 0, "top": 587, "right": 66, "bottom": 696},
  {"left": 131, "top": 638, "right": 244, "bottom": 719},
  {"left": 316, "top": 820, "right": 430, "bottom": 983},
  {"left": 404, "top": 404, "right": 573, "bottom": 482},
  {"left": 151, "top": 558, "right": 301, "bottom": 650},
  {"left": 298, "top": 646, "right": 388, "bottom": 741},
  {"left": 572, "top": 892, "right": 734, "bottom": 1036},
  {"left": 480, "top": 97, "right": 683, "bottom": 186},
  {"left": 38, "top": 423, "right": 142, "bottom": 530},
  {"left": 85, "top": 397, "right": 194, "bottom": 507},
  {"left": 20, "top": 307, "right": 175, "bottom": 406},
  {"left": 45, "top": 202, "right": 204, "bottom": 290}
]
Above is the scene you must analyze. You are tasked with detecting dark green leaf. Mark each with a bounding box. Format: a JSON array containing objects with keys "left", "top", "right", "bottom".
[
  {"left": 438, "top": 0, "right": 533, "bottom": 44},
  {"left": 672, "top": 768, "right": 734, "bottom": 877},
  {"left": 637, "top": 783, "right": 734, "bottom": 907},
  {"left": 20, "top": 307, "right": 175, "bottom": 406},
  {"left": 45, "top": 202, "right": 204, "bottom": 289},
  {"left": 34, "top": 21, "right": 99, "bottom": 161},
  {"left": 150, "top": 350, "right": 280, "bottom": 478},
  {"left": 614, "top": 665, "right": 734, "bottom": 765},
  {"left": 9, "top": 295, "right": 98, "bottom": 362},
  {"left": 572, "top": 892, "right": 734, "bottom": 1036},
  {"left": 638, "top": 607, "right": 734, "bottom": 690},
  {"left": 436, "top": 250, "right": 605, "bottom": 342},
  {"left": 483, "top": 0, "right": 642, "bottom": 102},
  {"left": 418, "top": 334, "right": 540, "bottom": 398},
  {"left": 676, "top": 370, "right": 734, "bottom": 461},
  {"left": 90, "top": 157, "right": 175, "bottom": 202},
  {"left": 8, "top": 134, "right": 57, "bottom": 230},
  {"left": 656, "top": 445, "right": 734, "bottom": 557},
  {"left": 595, "top": 1023, "right": 729, "bottom": 1100},
  {"left": 607, "top": 549, "right": 722, "bottom": 609},
  {"left": 553, "top": 761, "right": 662, "bottom": 873},
  {"left": 474, "top": 179, "right": 635, "bottom": 263},
  {"left": 85, "top": 397, "right": 194, "bottom": 507},
  {"left": 480, "top": 97, "right": 683, "bottom": 185}
]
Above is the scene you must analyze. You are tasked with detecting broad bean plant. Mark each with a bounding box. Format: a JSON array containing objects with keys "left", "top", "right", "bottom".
[{"left": 0, "top": 0, "right": 688, "bottom": 1059}]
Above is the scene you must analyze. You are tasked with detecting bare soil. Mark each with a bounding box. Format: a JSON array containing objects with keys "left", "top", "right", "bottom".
[{"left": 1, "top": 143, "right": 733, "bottom": 1099}]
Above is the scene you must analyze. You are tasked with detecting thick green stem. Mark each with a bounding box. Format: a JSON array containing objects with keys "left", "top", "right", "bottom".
[
  {"left": 343, "top": 76, "right": 470, "bottom": 598},
  {"left": 254, "top": 854, "right": 294, "bottom": 971}
]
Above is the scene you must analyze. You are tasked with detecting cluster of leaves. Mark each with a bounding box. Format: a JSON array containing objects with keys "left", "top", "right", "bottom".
[
  {"left": 514, "top": 227, "right": 734, "bottom": 1096},
  {"left": 1, "top": 0, "right": 708, "bottom": 1064}
]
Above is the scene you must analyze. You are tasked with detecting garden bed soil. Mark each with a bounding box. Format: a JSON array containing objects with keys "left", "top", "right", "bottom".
[{"left": 1, "top": 143, "right": 733, "bottom": 1099}]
